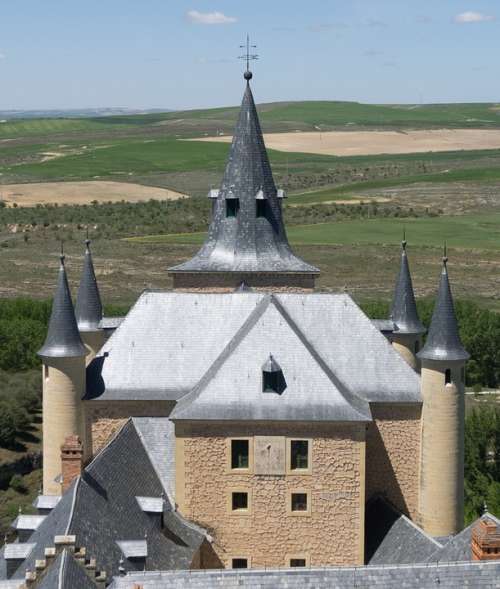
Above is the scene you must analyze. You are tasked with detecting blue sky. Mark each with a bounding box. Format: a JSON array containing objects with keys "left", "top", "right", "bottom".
[{"left": 0, "top": 0, "right": 498, "bottom": 110}]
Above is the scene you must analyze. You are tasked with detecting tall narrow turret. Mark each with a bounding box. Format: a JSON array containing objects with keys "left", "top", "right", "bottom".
[
  {"left": 168, "top": 70, "right": 319, "bottom": 291},
  {"left": 39, "top": 253, "right": 87, "bottom": 495},
  {"left": 390, "top": 238, "right": 426, "bottom": 370},
  {"left": 417, "top": 251, "right": 469, "bottom": 536},
  {"left": 75, "top": 237, "right": 105, "bottom": 361}
]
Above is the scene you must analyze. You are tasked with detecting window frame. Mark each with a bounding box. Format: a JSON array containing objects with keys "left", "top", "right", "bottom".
[
  {"left": 226, "top": 198, "right": 239, "bottom": 218},
  {"left": 287, "top": 489, "right": 311, "bottom": 516},
  {"left": 228, "top": 488, "right": 252, "bottom": 516},
  {"left": 229, "top": 556, "right": 251, "bottom": 569},
  {"left": 227, "top": 438, "right": 253, "bottom": 473},
  {"left": 256, "top": 199, "right": 267, "bottom": 218},
  {"left": 286, "top": 438, "right": 312, "bottom": 475},
  {"left": 286, "top": 554, "right": 310, "bottom": 568}
]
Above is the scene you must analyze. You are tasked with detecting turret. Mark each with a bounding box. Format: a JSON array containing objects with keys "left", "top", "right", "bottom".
[
  {"left": 75, "top": 237, "right": 105, "bottom": 362},
  {"left": 390, "top": 237, "right": 426, "bottom": 370},
  {"left": 38, "top": 251, "right": 87, "bottom": 495},
  {"left": 417, "top": 250, "right": 469, "bottom": 536}
]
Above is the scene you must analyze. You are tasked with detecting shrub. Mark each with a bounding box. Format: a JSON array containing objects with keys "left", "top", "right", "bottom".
[{"left": 9, "top": 475, "right": 26, "bottom": 494}]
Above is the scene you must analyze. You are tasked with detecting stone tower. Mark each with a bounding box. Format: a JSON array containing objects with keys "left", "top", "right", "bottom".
[
  {"left": 168, "top": 70, "right": 319, "bottom": 291},
  {"left": 390, "top": 238, "right": 426, "bottom": 370},
  {"left": 75, "top": 237, "right": 105, "bottom": 362},
  {"left": 417, "top": 253, "right": 469, "bottom": 537},
  {"left": 38, "top": 253, "right": 88, "bottom": 495}
]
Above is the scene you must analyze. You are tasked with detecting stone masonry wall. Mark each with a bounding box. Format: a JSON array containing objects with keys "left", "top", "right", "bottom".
[
  {"left": 170, "top": 272, "right": 316, "bottom": 292},
  {"left": 84, "top": 400, "right": 174, "bottom": 456},
  {"left": 177, "top": 422, "right": 365, "bottom": 568},
  {"left": 365, "top": 403, "right": 421, "bottom": 519}
]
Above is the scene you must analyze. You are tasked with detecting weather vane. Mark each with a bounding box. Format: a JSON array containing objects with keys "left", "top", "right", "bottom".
[{"left": 239, "top": 35, "right": 258, "bottom": 79}]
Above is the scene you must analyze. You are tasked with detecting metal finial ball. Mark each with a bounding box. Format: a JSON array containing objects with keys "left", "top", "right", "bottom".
[
  {"left": 244, "top": 70, "right": 253, "bottom": 80},
  {"left": 402, "top": 239, "right": 407, "bottom": 250},
  {"left": 442, "top": 256, "right": 448, "bottom": 265}
]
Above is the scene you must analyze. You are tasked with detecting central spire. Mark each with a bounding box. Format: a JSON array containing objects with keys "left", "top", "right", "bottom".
[{"left": 169, "top": 72, "right": 319, "bottom": 290}]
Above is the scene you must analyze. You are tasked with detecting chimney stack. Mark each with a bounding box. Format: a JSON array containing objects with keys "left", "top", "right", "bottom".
[
  {"left": 61, "top": 436, "right": 83, "bottom": 493},
  {"left": 472, "top": 516, "right": 500, "bottom": 560}
]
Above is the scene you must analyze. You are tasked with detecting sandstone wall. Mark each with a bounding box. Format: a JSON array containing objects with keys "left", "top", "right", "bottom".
[
  {"left": 365, "top": 403, "right": 421, "bottom": 519},
  {"left": 85, "top": 400, "right": 174, "bottom": 455},
  {"left": 176, "top": 422, "right": 365, "bottom": 568}
]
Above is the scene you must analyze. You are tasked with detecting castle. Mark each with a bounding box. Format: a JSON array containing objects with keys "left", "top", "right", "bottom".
[{"left": 1, "top": 70, "right": 499, "bottom": 588}]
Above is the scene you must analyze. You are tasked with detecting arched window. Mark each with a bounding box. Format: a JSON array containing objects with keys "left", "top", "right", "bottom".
[{"left": 445, "top": 369, "right": 452, "bottom": 385}]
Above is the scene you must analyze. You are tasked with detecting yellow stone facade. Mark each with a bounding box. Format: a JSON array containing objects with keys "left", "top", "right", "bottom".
[{"left": 174, "top": 421, "right": 366, "bottom": 568}]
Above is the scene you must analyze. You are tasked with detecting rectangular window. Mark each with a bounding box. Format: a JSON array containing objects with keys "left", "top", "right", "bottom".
[
  {"left": 232, "top": 558, "right": 248, "bottom": 569},
  {"left": 231, "top": 440, "right": 249, "bottom": 469},
  {"left": 226, "top": 198, "right": 239, "bottom": 218},
  {"left": 445, "top": 368, "right": 452, "bottom": 384},
  {"left": 232, "top": 492, "right": 248, "bottom": 512},
  {"left": 291, "top": 440, "right": 309, "bottom": 471},
  {"left": 256, "top": 200, "right": 266, "bottom": 218},
  {"left": 290, "top": 558, "right": 306, "bottom": 567},
  {"left": 291, "top": 492, "right": 308, "bottom": 512}
]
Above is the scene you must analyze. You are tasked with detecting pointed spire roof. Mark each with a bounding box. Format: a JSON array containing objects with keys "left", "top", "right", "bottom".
[
  {"left": 390, "top": 237, "right": 425, "bottom": 335},
  {"left": 418, "top": 251, "right": 469, "bottom": 362},
  {"left": 169, "top": 73, "right": 318, "bottom": 275},
  {"left": 38, "top": 251, "right": 87, "bottom": 359},
  {"left": 75, "top": 237, "right": 103, "bottom": 331}
]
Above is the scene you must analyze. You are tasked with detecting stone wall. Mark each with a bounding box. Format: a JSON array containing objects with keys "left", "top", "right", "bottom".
[
  {"left": 170, "top": 272, "right": 316, "bottom": 292},
  {"left": 365, "top": 403, "right": 421, "bottom": 519},
  {"left": 176, "top": 422, "right": 365, "bottom": 568},
  {"left": 84, "top": 400, "right": 174, "bottom": 456}
]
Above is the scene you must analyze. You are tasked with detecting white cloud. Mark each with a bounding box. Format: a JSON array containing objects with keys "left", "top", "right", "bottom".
[
  {"left": 186, "top": 10, "right": 237, "bottom": 25},
  {"left": 454, "top": 11, "right": 495, "bottom": 23}
]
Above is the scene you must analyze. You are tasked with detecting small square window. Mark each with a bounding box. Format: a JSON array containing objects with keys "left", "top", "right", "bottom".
[
  {"left": 231, "top": 440, "right": 249, "bottom": 469},
  {"left": 226, "top": 198, "right": 239, "bottom": 218},
  {"left": 290, "top": 558, "right": 306, "bottom": 567},
  {"left": 291, "top": 492, "right": 308, "bottom": 512},
  {"left": 291, "top": 440, "right": 309, "bottom": 470},
  {"left": 232, "top": 558, "right": 248, "bottom": 569},
  {"left": 256, "top": 200, "right": 266, "bottom": 218},
  {"left": 232, "top": 492, "right": 248, "bottom": 511}
]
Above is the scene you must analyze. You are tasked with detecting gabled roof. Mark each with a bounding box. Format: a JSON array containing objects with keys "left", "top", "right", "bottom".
[
  {"left": 37, "top": 549, "right": 99, "bottom": 589},
  {"left": 75, "top": 239, "right": 103, "bottom": 332},
  {"left": 0, "top": 420, "right": 204, "bottom": 582},
  {"left": 365, "top": 496, "right": 442, "bottom": 565},
  {"left": 87, "top": 292, "right": 421, "bottom": 405},
  {"left": 418, "top": 257, "right": 469, "bottom": 362},
  {"left": 168, "top": 75, "right": 318, "bottom": 275},
  {"left": 38, "top": 255, "right": 87, "bottom": 359},
  {"left": 390, "top": 240, "right": 425, "bottom": 335},
  {"left": 171, "top": 296, "right": 371, "bottom": 422}
]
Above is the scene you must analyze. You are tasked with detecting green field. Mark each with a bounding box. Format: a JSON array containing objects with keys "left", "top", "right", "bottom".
[{"left": 128, "top": 212, "right": 500, "bottom": 251}]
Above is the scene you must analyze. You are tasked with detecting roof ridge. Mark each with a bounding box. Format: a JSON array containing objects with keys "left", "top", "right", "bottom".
[
  {"left": 58, "top": 549, "right": 66, "bottom": 589},
  {"left": 171, "top": 295, "right": 272, "bottom": 419},
  {"left": 65, "top": 476, "right": 81, "bottom": 536},
  {"left": 269, "top": 296, "right": 371, "bottom": 421},
  {"left": 399, "top": 514, "right": 444, "bottom": 548}
]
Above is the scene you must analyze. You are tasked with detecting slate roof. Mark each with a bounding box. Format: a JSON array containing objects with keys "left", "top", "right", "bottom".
[
  {"left": 87, "top": 292, "right": 421, "bottom": 405},
  {"left": 390, "top": 240, "right": 426, "bottom": 335},
  {"left": 75, "top": 239, "right": 103, "bottom": 332},
  {"left": 109, "top": 561, "right": 500, "bottom": 588},
  {"left": 171, "top": 296, "right": 371, "bottom": 422},
  {"left": 37, "top": 549, "right": 99, "bottom": 589},
  {"left": 418, "top": 257, "right": 469, "bottom": 362},
  {"left": 0, "top": 420, "right": 204, "bottom": 582},
  {"left": 428, "top": 512, "right": 500, "bottom": 563},
  {"left": 38, "top": 255, "right": 87, "bottom": 359},
  {"left": 168, "top": 75, "right": 318, "bottom": 276},
  {"left": 365, "top": 496, "right": 442, "bottom": 565}
]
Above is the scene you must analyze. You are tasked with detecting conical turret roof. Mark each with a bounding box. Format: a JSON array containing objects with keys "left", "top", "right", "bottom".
[
  {"left": 390, "top": 239, "right": 425, "bottom": 335},
  {"left": 38, "top": 254, "right": 87, "bottom": 359},
  {"left": 169, "top": 73, "right": 318, "bottom": 275},
  {"left": 75, "top": 239, "right": 103, "bottom": 332},
  {"left": 417, "top": 255, "right": 469, "bottom": 362}
]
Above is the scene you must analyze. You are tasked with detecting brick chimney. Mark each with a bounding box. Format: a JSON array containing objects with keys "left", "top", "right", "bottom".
[
  {"left": 60, "top": 435, "right": 83, "bottom": 494},
  {"left": 472, "top": 516, "right": 500, "bottom": 560}
]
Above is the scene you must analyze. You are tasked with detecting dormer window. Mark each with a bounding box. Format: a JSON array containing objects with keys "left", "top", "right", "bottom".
[
  {"left": 262, "top": 355, "right": 286, "bottom": 394},
  {"left": 256, "top": 200, "right": 266, "bottom": 218},
  {"left": 226, "top": 198, "right": 239, "bottom": 218}
]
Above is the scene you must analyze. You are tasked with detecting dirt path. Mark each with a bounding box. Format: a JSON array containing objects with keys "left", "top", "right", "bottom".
[
  {"left": 0, "top": 181, "right": 187, "bottom": 207},
  {"left": 191, "top": 128, "right": 500, "bottom": 156}
]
